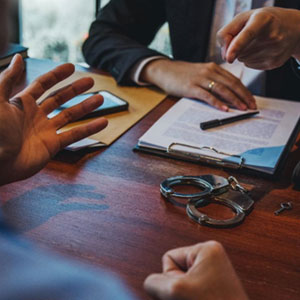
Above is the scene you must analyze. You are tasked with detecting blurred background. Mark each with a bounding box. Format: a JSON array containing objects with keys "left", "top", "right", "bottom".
[{"left": 14, "top": 0, "right": 171, "bottom": 64}]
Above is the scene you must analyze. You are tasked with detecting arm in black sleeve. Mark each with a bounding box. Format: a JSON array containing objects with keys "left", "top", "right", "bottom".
[{"left": 82, "top": 0, "right": 167, "bottom": 85}]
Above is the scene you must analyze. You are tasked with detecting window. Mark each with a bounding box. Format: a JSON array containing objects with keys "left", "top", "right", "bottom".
[
  {"left": 20, "top": 0, "right": 95, "bottom": 63},
  {"left": 20, "top": 0, "right": 171, "bottom": 64}
]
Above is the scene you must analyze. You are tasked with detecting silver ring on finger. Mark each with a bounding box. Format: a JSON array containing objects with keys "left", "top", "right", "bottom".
[{"left": 208, "top": 81, "right": 215, "bottom": 92}]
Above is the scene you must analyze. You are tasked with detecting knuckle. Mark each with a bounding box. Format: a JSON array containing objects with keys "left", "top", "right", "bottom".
[
  {"left": 208, "top": 95, "right": 218, "bottom": 105},
  {"left": 269, "top": 31, "right": 283, "bottom": 43},
  {"left": 162, "top": 250, "right": 173, "bottom": 262},
  {"left": 167, "top": 279, "right": 186, "bottom": 298},
  {"left": 62, "top": 108, "right": 74, "bottom": 123},
  {"left": 208, "top": 97, "right": 221, "bottom": 108},
  {"left": 32, "top": 80, "right": 46, "bottom": 94},
  {"left": 231, "top": 76, "right": 242, "bottom": 86},
  {"left": 266, "top": 60, "right": 280, "bottom": 70},
  {"left": 53, "top": 93, "right": 64, "bottom": 106},
  {"left": 207, "top": 62, "right": 217, "bottom": 71},
  {"left": 205, "top": 240, "right": 225, "bottom": 257}
]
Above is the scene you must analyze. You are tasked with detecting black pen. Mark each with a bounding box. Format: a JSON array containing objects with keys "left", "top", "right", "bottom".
[{"left": 200, "top": 111, "right": 259, "bottom": 130}]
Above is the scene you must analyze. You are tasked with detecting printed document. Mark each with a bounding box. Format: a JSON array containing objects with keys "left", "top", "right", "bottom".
[{"left": 138, "top": 97, "right": 300, "bottom": 174}]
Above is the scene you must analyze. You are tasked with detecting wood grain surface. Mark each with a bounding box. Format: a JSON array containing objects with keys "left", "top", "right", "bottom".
[{"left": 1, "top": 58, "right": 300, "bottom": 300}]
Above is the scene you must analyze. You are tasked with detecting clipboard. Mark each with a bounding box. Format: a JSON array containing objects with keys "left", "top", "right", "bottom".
[
  {"left": 134, "top": 120, "right": 300, "bottom": 178},
  {"left": 134, "top": 97, "right": 300, "bottom": 177}
]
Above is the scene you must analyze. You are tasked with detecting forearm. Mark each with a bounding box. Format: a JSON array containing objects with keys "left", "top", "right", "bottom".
[
  {"left": 139, "top": 58, "right": 174, "bottom": 89},
  {"left": 82, "top": 0, "right": 166, "bottom": 85}
]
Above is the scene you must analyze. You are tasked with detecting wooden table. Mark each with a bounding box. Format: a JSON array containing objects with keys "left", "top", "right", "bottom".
[{"left": 1, "top": 58, "right": 300, "bottom": 300}]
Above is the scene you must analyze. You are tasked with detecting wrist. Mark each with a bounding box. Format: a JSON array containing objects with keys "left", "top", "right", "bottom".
[{"left": 140, "top": 58, "right": 172, "bottom": 88}]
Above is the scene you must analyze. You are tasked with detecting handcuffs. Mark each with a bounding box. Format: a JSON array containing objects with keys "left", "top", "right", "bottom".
[{"left": 160, "top": 175, "right": 254, "bottom": 228}]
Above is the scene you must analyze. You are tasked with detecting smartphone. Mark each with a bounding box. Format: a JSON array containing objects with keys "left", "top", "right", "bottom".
[{"left": 48, "top": 90, "right": 128, "bottom": 120}]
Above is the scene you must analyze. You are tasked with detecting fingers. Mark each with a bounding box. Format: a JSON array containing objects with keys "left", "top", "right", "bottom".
[
  {"left": 162, "top": 253, "right": 186, "bottom": 273},
  {"left": 144, "top": 273, "right": 184, "bottom": 300},
  {"left": 51, "top": 94, "right": 104, "bottom": 128},
  {"left": 226, "top": 13, "right": 267, "bottom": 63},
  {"left": 215, "top": 67, "right": 257, "bottom": 109},
  {"left": 0, "top": 54, "right": 24, "bottom": 101},
  {"left": 189, "top": 86, "right": 229, "bottom": 111},
  {"left": 144, "top": 242, "right": 248, "bottom": 300},
  {"left": 190, "top": 75, "right": 256, "bottom": 111},
  {"left": 237, "top": 46, "right": 287, "bottom": 70},
  {"left": 41, "top": 77, "right": 95, "bottom": 115},
  {"left": 162, "top": 242, "right": 224, "bottom": 273},
  {"left": 20, "top": 63, "right": 75, "bottom": 100},
  {"left": 58, "top": 117, "right": 108, "bottom": 149},
  {"left": 162, "top": 246, "right": 191, "bottom": 273},
  {"left": 220, "top": 34, "right": 233, "bottom": 61},
  {"left": 144, "top": 242, "right": 220, "bottom": 300},
  {"left": 217, "top": 11, "right": 252, "bottom": 63}
]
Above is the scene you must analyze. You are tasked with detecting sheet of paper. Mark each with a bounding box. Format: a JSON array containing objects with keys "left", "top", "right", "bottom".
[
  {"left": 221, "top": 61, "right": 263, "bottom": 90},
  {"left": 138, "top": 97, "right": 300, "bottom": 173},
  {"left": 65, "top": 138, "right": 105, "bottom": 151}
]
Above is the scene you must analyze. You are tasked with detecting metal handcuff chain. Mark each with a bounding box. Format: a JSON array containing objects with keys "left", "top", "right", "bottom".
[{"left": 160, "top": 175, "right": 254, "bottom": 228}]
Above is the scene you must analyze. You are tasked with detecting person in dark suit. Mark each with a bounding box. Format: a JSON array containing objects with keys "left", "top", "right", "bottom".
[{"left": 83, "top": 0, "right": 300, "bottom": 111}]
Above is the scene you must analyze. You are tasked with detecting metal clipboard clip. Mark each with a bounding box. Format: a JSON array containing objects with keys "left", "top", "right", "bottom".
[{"left": 167, "top": 142, "right": 245, "bottom": 169}]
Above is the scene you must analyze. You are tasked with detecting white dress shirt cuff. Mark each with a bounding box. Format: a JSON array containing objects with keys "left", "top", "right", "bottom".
[{"left": 130, "top": 56, "right": 167, "bottom": 86}]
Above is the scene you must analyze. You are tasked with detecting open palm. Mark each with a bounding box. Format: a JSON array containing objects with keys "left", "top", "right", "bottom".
[{"left": 0, "top": 55, "right": 108, "bottom": 185}]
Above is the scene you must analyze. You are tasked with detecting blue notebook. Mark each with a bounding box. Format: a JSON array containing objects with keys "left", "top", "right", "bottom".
[{"left": 0, "top": 43, "right": 28, "bottom": 68}]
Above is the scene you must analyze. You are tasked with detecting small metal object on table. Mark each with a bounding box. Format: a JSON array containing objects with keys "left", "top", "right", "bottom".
[
  {"left": 160, "top": 174, "right": 254, "bottom": 228},
  {"left": 274, "top": 202, "right": 293, "bottom": 216}
]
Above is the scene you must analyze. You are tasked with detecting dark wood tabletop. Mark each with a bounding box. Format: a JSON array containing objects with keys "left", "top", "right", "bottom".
[{"left": 1, "top": 58, "right": 300, "bottom": 300}]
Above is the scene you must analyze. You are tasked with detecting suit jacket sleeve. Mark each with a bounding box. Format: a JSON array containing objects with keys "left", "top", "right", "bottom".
[{"left": 82, "top": 0, "right": 167, "bottom": 85}]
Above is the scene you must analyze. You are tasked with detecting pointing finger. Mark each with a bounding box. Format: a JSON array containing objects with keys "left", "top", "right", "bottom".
[
  {"left": 57, "top": 117, "right": 108, "bottom": 149},
  {"left": 51, "top": 94, "right": 104, "bottom": 128},
  {"left": 41, "top": 77, "right": 95, "bottom": 114},
  {"left": 20, "top": 63, "right": 75, "bottom": 100},
  {"left": 226, "top": 13, "right": 268, "bottom": 63}
]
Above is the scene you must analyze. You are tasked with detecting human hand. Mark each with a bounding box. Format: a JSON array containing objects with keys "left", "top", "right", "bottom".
[
  {"left": 140, "top": 59, "right": 256, "bottom": 111},
  {"left": 0, "top": 54, "right": 108, "bottom": 185},
  {"left": 218, "top": 7, "right": 300, "bottom": 69},
  {"left": 144, "top": 241, "right": 248, "bottom": 300}
]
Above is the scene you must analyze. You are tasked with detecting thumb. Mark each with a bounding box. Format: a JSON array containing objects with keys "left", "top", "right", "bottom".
[
  {"left": 144, "top": 273, "right": 184, "bottom": 300},
  {"left": 0, "top": 54, "right": 25, "bottom": 101},
  {"left": 217, "top": 11, "right": 252, "bottom": 63}
]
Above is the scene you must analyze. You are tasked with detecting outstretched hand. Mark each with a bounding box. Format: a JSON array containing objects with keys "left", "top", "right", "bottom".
[
  {"left": 218, "top": 7, "right": 300, "bottom": 70},
  {"left": 0, "top": 54, "right": 108, "bottom": 185},
  {"left": 144, "top": 241, "right": 248, "bottom": 300}
]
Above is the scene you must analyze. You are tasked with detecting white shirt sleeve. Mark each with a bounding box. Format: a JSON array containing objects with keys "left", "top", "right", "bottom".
[{"left": 130, "top": 56, "right": 168, "bottom": 85}]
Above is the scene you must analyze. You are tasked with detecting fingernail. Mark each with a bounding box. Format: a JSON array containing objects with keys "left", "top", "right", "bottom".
[
  {"left": 221, "top": 105, "right": 229, "bottom": 112},
  {"left": 228, "top": 53, "right": 236, "bottom": 64},
  {"left": 221, "top": 47, "right": 227, "bottom": 61},
  {"left": 9, "top": 54, "right": 18, "bottom": 66}
]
